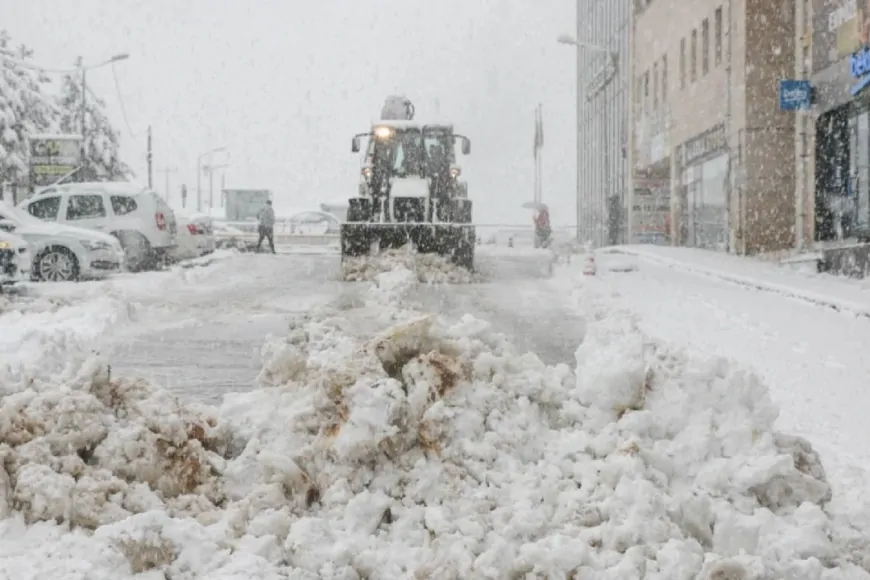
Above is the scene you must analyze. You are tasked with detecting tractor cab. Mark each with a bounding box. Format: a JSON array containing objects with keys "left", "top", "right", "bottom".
[{"left": 351, "top": 122, "right": 470, "bottom": 203}]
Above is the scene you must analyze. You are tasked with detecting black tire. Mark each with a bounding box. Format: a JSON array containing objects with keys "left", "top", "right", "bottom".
[
  {"left": 33, "top": 246, "right": 80, "bottom": 282},
  {"left": 113, "top": 231, "right": 154, "bottom": 272},
  {"left": 453, "top": 227, "right": 475, "bottom": 271}
]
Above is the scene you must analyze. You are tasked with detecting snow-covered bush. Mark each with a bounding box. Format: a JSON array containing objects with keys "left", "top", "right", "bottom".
[
  {"left": 55, "top": 65, "right": 132, "bottom": 181},
  {"left": 0, "top": 32, "right": 60, "bottom": 183},
  {"left": 0, "top": 264, "right": 868, "bottom": 578},
  {"left": 0, "top": 30, "right": 131, "bottom": 188}
]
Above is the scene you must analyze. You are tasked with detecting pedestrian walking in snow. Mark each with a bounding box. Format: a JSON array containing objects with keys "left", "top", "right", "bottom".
[{"left": 256, "top": 200, "right": 276, "bottom": 254}]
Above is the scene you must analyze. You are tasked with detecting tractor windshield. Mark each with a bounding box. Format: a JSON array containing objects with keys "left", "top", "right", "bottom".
[
  {"left": 367, "top": 127, "right": 455, "bottom": 179},
  {"left": 369, "top": 128, "right": 424, "bottom": 178}
]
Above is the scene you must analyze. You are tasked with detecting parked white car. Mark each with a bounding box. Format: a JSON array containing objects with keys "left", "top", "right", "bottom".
[
  {"left": 0, "top": 202, "right": 125, "bottom": 282},
  {"left": 170, "top": 211, "right": 216, "bottom": 262},
  {"left": 213, "top": 220, "right": 254, "bottom": 250},
  {"left": 20, "top": 182, "right": 178, "bottom": 272},
  {"left": 0, "top": 230, "right": 31, "bottom": 286}
]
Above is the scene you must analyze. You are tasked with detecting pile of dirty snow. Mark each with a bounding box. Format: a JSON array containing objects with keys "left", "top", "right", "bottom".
[
  {"left": 340, "top": 246, "right": 476, "bottom": 283},
  {"left": 0, "top": 265, "right": 869, "bottom": 578}
]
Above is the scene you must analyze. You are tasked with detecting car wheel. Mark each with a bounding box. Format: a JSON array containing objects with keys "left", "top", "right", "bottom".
[
  {"left": 34, "top": 247, "right": 79, "bottom": 282},
  {"left": 114, "top": 231, "right": 154, "bottom": 272}
]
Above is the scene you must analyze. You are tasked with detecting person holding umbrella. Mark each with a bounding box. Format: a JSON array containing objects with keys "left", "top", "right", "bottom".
[{"left": 533, "top": 203, "right": 552, "bottom": 249}]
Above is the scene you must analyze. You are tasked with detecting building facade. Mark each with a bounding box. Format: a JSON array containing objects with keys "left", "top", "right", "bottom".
[
  {"left": 810, "top": 0, "right": 870, "bottom": 243},
  {"left": 631, "top": 0, "right": 797, "bottom": 254},
  {"left": 575, "top": 0, "right": 631, "bottom": 247}
]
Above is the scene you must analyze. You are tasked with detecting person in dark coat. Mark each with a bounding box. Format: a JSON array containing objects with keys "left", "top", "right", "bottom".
[{"left": 256, "top": 200, "right": 276, "bottom": 254}]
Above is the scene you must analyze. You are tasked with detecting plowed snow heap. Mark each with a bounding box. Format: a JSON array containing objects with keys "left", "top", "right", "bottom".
[{"left": 0, "top": 261, "right": 869, "bottom": 579}]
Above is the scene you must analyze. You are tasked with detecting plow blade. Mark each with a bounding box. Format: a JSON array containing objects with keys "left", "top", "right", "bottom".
[{"left": 341, "top": 223, "right": 475, "bottom": 270}]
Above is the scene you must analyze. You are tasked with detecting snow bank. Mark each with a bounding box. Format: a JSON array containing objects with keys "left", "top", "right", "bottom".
[
  {"left": 340, "top": 246, "right": 476, "bottom": 283},
  {"left": 0, "top": 250, "right": 241, "bottom": 386},
  {"left": 1, "top": 264, "right": 869, "bottom": 578}
]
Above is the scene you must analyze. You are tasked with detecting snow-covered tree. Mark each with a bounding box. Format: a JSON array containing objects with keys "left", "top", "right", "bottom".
[
  {"left": 0, "top": 30, "right": 61, "bottom": 183},
  {"left": 56, "top": 60, "right": 132, "bottom": 181}
]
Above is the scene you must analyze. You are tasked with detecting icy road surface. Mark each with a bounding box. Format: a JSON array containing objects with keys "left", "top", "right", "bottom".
[
  {"left": 99, "top": 251, "right": 582, "bottom": 404},
  {"left": 591, "top": 252, "right": 870, "bottom": 502}
]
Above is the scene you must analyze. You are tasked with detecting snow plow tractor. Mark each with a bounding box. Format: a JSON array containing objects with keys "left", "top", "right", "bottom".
[{"left": 340, "top": 96, "right": 475, "bottom": 277}]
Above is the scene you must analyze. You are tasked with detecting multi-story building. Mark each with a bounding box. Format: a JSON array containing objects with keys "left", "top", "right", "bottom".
[
  {"left": 630, "top": 0, "right": 797, "bottom": 254},
  {"left": 811, "top": 0, "right": 870, "bottom": 244},
  {"left": 573, "top": 0, "right": 631, "bottom": 247}
]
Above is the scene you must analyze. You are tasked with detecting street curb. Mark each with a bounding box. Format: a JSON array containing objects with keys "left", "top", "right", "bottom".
[{"left": 600, "top": 247, "right": 870, "bottom": 318}]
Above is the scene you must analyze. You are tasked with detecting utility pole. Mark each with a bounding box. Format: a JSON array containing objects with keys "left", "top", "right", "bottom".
[
  {"left": 146, "top": 126, "right": 153, "bottom": 189},
  {"left": 158, "top": 165, "right": 177, "bottom": 201},
  {"left": 78, "top": 57, "right": 87, "bottom": 182}
]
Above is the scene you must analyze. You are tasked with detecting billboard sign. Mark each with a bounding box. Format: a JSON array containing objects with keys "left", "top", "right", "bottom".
[
  {"left": 223, "top": 189, "right": 271, "bottom": 221},
  {"left": 814, "top": 0, "right": 870, "bottom": 71},
  {"left": 29, "top": 134, "right": 82, "bottom": 188}
]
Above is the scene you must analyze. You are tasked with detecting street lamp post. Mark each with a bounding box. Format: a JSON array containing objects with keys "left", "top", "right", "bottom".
[
  {"left": 196, "top": 147, "right": 226, "bottom": 212},
  {"left": 204, "top": 162, "right": 230, "bottom": 211},
  {"left": 557, "top": 26, "right": 619, "bottom": 246},
  {"left": 76, "top": 54, "right": 130, "bottom": 180}
]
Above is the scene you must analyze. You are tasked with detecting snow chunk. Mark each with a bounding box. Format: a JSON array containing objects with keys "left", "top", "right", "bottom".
[
  {"left": 340, "top": 245, "right": 476, "bottom": 283},
  {"left": 0, "top": 254, "right": 869, "bottom": 578}
]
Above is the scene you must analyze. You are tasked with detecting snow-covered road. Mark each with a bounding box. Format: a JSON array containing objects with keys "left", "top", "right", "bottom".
[
  {"left": 592, "top": 251, "right": 870, "bottom": 510},
  {"left": 12, "top": 251, "right": 582, "bottom": 405}
]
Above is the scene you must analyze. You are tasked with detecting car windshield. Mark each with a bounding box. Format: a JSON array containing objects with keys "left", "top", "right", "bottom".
[{"left": 0, "top": 203, "right": 42, "bottom": 226}]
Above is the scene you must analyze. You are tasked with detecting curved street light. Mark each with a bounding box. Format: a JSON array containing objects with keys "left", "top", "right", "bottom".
[
  {"left": 557, "top": 25, "right": 619, "bottom": 245},
  {"left": 197, "top": 146, "right": 227, "bottom": 212}
]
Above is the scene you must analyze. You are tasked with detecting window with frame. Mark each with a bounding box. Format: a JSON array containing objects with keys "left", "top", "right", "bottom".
[
  {"left": 714, "top": 7, "right": 723, "bottom": 65},
  {"left": 662, "top": 55, "right": 668, "bottom": 102},
  {"left": 702, "top": 18, "right": 710, "bottom": 74},
  {"left": 691, "top": 28, "right": 698, "bottom": 81},
  {"left": 110, "top": 195, "right": 138, "bottom": 216},
  {"left": 27, "top": 196, "right": 61, "bottom": 220},
  {"left": 680, "top": 38, "right": 686, "bottom": 88},
  {"left": 66, "top": 194, "right": 107, "bottom": 220},
  {"left": 643, "top": 70, "right": 649, "bottom": 111}
]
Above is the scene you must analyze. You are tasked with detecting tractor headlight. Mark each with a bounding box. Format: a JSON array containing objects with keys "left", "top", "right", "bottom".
[
  {"left": 450, "top": 167, "right": 461, "bottom": 178},
  {"left": 361, "top": 166, "right": 373, "bottom": 181},
  {"left": 373, "top": 126, "right": 393, "bottom": 139},
  {"left": 0, "top": 241, "right": 9, "bottom": 249}
]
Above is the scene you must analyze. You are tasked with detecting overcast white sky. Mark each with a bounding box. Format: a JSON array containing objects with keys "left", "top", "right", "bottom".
[{"left": 3, "top": 0, "right": 578, "bottom": 224}]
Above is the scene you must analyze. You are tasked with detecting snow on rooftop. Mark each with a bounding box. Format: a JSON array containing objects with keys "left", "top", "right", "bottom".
[
  {"left": 0, "top": 256, "right": 868, "bottom": 577},
  {"left": 47, "top": 180, "right": 150, "bottom": 195}
]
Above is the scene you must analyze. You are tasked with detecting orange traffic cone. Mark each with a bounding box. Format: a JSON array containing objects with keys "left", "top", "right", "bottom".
[{"left": 582, "top": 241, "right": 596, "bottom": 275}]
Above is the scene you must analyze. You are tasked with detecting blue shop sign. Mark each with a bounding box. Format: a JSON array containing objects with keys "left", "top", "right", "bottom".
[
  {"left": 779, "top": 80, "right": 812, "bottom": 110},
  {"left": 850, "top": 48, "right": 870, "bottom": 95}
]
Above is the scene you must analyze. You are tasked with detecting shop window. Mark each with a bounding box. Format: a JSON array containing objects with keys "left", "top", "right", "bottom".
[
  {"left": 714, "top": 7, "right": 723, "bottom": 65},
  {"left": 643, "top": 70, "right": 649, "bottom": 111},
  {"left": 702, "top": 18, "right": 710, "bottom": 74}
]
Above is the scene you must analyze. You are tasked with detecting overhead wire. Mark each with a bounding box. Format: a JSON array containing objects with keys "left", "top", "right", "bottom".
[{"left": 110, "top": 62, "right": 138, "bottom": 140}]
